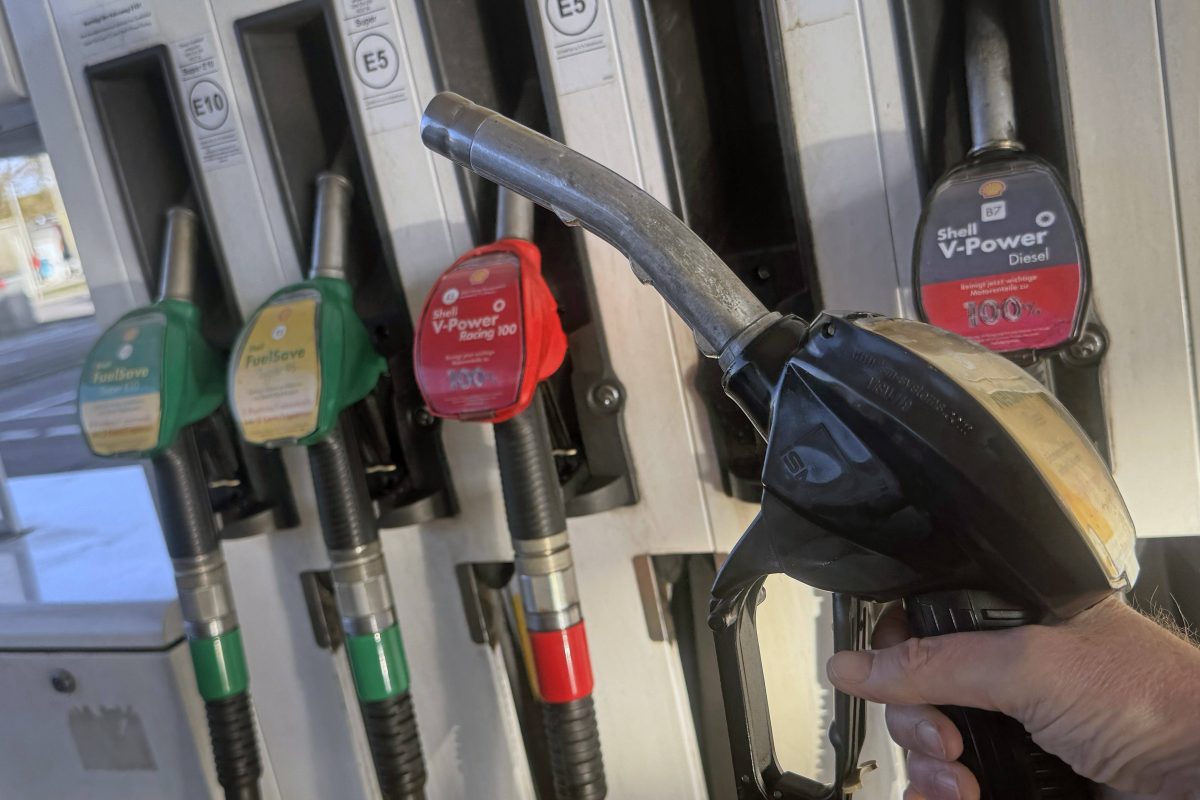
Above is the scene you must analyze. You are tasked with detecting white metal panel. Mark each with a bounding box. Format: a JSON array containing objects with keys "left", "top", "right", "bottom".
[
  {"left": 1159, "top": 0, "right": 1200, "bottom": 533},
  {"left": 771, "top": 0, "right": 924, "bottom": 317},
  {"left": 1054, "top": 0, "right": 1200, "bottom": 538}
]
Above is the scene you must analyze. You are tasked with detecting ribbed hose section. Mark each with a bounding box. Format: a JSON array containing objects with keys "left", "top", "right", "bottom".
[
  {"left": 543, "top": 696, "right": 606, "bottom": 800},
  {"left": 308, "top": 418, "right": 378, "bottom": 551},
  {"left": 152, "top": 428, "right": 220, "bottom": 559},
  {"left": 494, "top": 399, "right": 566, "bottom": 541},
  {"left": 361, "top": 692, "right": 427, "bottom": 800},
  {"left": 205, "top": 693, "right": 263, "bottom": 800}
]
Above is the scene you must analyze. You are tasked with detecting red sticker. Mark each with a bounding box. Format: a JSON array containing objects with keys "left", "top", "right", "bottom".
[
  {"left": 416, "top": 252, "right": 525, "bottom": 418},
  {"left": 415, "top": 239, "right": 566, "bottom": 423},
  {"left": 528, "top": 622, "right": 594, "bottom": 703},
  {"left": 920, "top": 262, "right": 1082, "bottom": 352}
]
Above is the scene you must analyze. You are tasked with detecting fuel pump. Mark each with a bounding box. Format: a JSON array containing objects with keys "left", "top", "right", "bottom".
[
  {"left": 913, "top": 0, "right": 1090, "bottom": 362},
  {"left": 412, "top": 187, "right": 606, "bottom": 800},
  {"left": 78, "top": 206, "right": 263, "bottom": 800},
  {"left": 228, "top": 172, "right": 426, "bottom": 800},
  {"left": 420, "top": 93, "right": 1140, "bottom": 800}
]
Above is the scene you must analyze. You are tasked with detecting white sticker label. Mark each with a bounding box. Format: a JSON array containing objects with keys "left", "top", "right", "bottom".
[
  {"left": 173, "top": 33, "right": 245, "bottom": 171},
  {"left": 339, "top": 0, "right": 415, "bottom": 133},
  {"left": 68, "top": 0, "right": 158, "bottom": 61},
  {"left": 541, "top": 0, "right": 615, "bottom": 95}
]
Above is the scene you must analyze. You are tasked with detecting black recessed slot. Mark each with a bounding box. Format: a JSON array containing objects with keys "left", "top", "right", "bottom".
[
  {"left": 892, "top": 0, "right": 1109, "bottom": 461},
  {"left": 87, "top": 46, "right": 298, "bottom": 538},
  {"left": 419, "top": 0, "right": 638, "bottom": 516},
  {"left": 639, "top": 0, "right": 817, "bottom": 501},
  {"left": 237, "top": 1, "right": 455, "bottom": 527}
]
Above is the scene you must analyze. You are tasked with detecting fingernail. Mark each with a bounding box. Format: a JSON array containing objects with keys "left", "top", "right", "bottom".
[
  {"left": 917, "top": 720, "right": 946, "bottom": 759},
  {"left": 827, "top": 651, "right": 873, "bottom": 684},
  {"left": 935, "top": 771, "right": 960, "bottom": 800}
]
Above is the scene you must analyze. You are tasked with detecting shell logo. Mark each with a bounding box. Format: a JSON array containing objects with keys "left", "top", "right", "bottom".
[
  {"left": 122, "top": 327, "right": 140, "bottom": 342},
  {"left": 470, "top": 269, "right": 490, "bottom": 285},
  {"left": 979, "top": 180, "right": 1006, "bottom": 199}
]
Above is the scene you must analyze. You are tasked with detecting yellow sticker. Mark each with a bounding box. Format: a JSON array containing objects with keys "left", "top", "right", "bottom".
[
  {"left": 80, "top": 313, "right": 164, "bottom": 456},
  {"left": 854, "top": 317, "right": 1138, "bottom": 588},
  {"left": 232, "top": 293, "right": 321, "bottom": 444}
]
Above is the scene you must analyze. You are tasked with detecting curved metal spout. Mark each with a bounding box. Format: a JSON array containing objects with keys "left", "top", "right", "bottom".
[{"left": 421, "top": 92, "right": 769, "bottom": 356}]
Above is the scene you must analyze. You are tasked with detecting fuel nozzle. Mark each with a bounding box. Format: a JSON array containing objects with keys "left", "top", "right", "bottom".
[{"left": 79, "top": 202, "right": 263, "bottom": 799}]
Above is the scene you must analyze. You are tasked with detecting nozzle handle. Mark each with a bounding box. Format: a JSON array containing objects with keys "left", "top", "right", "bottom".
[
  {"left": 907, "top": 591, "right": 1093, "bottom": 798},
  {"left": 421, "top": 93, "right": 768, "bottom": 356}
]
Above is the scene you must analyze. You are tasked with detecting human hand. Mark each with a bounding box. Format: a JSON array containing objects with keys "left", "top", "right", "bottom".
[{"left": 825, "top": 595, "right": 1200, "bottom": 799}]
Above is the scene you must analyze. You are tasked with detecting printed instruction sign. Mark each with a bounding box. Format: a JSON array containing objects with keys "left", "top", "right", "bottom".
[
  {"left": 339, "top": 0, "right": 416, "bottom": 133},
  {"left": 173, "top": 33, "right": 246, "bottom": 171},
  {"left": 540, "top": 0, "right": 615, "bottom": 95},
  {"left": 232, "top": 293, "right": 322, "bottom": 445},
  {"left": 67, "top": 0, "right": 158, "bottom": 62},
  {"left": 80, "top": 312, "right": 165, "bottom": 456}
]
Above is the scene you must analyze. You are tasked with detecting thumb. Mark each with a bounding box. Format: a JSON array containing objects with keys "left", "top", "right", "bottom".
[{"left": 826, "top": 628, "right": 1031, "bottom": 713}]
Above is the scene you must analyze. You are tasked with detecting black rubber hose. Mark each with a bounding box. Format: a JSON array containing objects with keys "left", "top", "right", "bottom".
[
  {"left": 494, "top": 398, "right": 566, "bottom": 541},
  {"left": 152, "top": 428, "right": 220, "bottom": 559},
  {"left": 361, "top": 692, "right": 427, "bottom": 800},
  {"left": 907, "top": 590, "right": 1092, "bottom": 799},
  {"left": 308, "top": 416, "right": 378, "bottom": 551},
  {"left": 205, "top": 693, "right": 263, "bottom": 800},
  {"left": 543, "top": 696, "right": 606, "bottom": 800}
]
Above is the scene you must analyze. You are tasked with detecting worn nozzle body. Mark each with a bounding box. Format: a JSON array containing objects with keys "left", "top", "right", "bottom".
[
  {"left": 157, "top": 207, "right": 200, "bottom": 303},
  {"left": 421, "top": 93, "right": 768, "bottom": 357},
  {"left": 965, "top": 0, "right": 1021, "bottom": 155},
  {"left": 310, "top": 172, "right": 353, "bottom": 280}
]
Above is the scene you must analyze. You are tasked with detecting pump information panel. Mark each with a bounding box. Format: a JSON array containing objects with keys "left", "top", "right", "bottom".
[
  {"left": 337, "top": 0, "right": 416, "bottom": 133},
  {"left": 231, "top": 293, "right": 322, "bottom": 444},
  {"left": 80, "top": 312, "right": 164, "bottom": 455},
  {"left": 415, "top": 252, "right": 525, "bottom": 418},
  {"left": 173, "top": 33, "right": 245, "bottom": 171},
  {"left": 914, "top": 157, "right": 1086, "bottom": 354}
]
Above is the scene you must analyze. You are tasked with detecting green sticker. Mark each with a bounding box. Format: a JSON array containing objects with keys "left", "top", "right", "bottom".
[
  {"left": 346, "top": 625, "right": 410, "bottom": 702},
  {"left": 188, "top": 629, "right": 249, "bottom": 701},
  {"left": 80, "top": 313, "right": 165, "bottom": 456}
]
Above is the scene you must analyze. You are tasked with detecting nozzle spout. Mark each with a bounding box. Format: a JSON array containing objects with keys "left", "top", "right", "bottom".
[
  {"left": 157, "top": 206, "right": 200, "bottom": 303},
  {"left": 965, "top": 0, "right": 1021, "bottom": 155},
  {"left": 421, "top": 92, "right": 769, "bottom": 356},
  {"left": 310, "top": 172, "right": 353, "bottom": 281}
]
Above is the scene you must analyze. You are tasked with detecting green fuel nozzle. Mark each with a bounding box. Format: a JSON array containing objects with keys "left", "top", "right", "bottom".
[
  {"left": 78, "top": 205, "right": 263, "bottom": 800},
  {"left": 228, "top": 174, "right": 383, "bottom": 448},
  {"left": 228, "top": 170, "right": 427, "bottom": 800},
  {"left": 79, "top": 207, "right": 224, "bottom": 459}
]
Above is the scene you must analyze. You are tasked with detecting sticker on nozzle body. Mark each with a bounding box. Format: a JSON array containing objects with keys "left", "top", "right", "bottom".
[
  {"left": 415, "top": 252, "right": 525, "bottom": 418},
  {"left": 80, "top": 313, "right": 165, "bottom": 456},
  {"left": 914, "top": 156, "right": 1087, "bottom": 354},
  {"left": 231, "top": 292, "right": 321, "bottom": 444}
]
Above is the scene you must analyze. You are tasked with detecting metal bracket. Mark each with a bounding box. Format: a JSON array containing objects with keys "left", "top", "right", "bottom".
[{"left": 299, "top": 570, "right": 342, "bottom": 651}]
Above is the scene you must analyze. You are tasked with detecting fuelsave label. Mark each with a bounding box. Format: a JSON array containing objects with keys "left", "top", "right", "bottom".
[
  {"left": 80, "top": 312, "right": 165, "bottom": 455},
  {"left": 416, "top": 252, "right": 524, "bottom": 417},
  {"left": 232, "top": 293, "right": 321, "bottom": 444},
  {"left": 915, "top": 158, "right": 1085, "bottom": 353}
]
